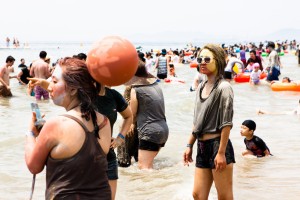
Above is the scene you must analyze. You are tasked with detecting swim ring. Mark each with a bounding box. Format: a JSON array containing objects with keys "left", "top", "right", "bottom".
[
  {"left": 271, "top": 82, "right": 300, "bottom": 91},
  {"left": 234, "top": 72, "right": 267, "bottom": 83}
]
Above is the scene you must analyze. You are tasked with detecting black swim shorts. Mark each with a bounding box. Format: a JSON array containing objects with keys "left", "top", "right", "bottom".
[
  {"left": 139, "top": 140, "right": 165, "bottom": 151},
  {"left": 196, "top": 137, "right": 235, "bottom": 169},
  {"left": 224, "top": 71, "right": 232, "bottom": 80}
]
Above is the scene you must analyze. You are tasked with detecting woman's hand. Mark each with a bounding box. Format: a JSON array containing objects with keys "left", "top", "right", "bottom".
[
  {"left": 29, "top": 112, "right": 45, "bottom": 137},
  {"left": 110, "top": 137, "right": 124, "bottom": 149},
  {"left": 214, "top": 153, "right": 226, "bottom": 172},
  {"left": 27, "top": 78, "right": 50, "bottom": 90},
  {"left": 183, "top": 147, "right": 193, "bottom": 166}
]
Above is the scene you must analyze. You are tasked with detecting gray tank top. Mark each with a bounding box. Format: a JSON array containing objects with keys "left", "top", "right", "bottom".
[
  {"left": 157, "top": 56, "right": 167, "bottom": 75},
  {"left": 133, "top": 82, "right": 169, "bottom": 144}
]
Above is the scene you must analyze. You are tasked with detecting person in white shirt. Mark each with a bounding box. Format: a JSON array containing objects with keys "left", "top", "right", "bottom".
[{"left": 250, "top": 63, "right": 261, "bottom": 85}]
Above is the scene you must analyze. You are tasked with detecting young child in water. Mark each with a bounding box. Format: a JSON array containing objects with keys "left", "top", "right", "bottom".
[
  {"left": 240, "top": 119, "right": 271, "bottom": 157},
  {"left": 250, "top": 63, "right": 261, "bottom": 85}
]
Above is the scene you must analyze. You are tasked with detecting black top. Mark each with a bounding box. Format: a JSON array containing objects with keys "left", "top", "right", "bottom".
[
  {"left": 18, "top": 64, "right": 27, "bottom": 68},
  {"left": 244, "top": 135, "right": 270, "bottom": 157},
  {"left": 246, "top": 56, "right": 263, "bottom": 70},
  {"left": 20, "top": 67, "right": 30, "bottom": 84},
  {"left": 94, "top": 88, "right": 128, "bottom": 132}
]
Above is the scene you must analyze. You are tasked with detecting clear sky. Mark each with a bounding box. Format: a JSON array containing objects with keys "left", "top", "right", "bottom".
[{"left": 1, "top": 0, "right": 299, "bottom": 43}]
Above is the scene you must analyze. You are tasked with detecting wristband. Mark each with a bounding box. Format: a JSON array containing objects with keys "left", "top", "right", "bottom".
[
  {"left": 117, "top": 133, "right": 125, "bottom": 140},
  {"left": 186, "top": 144, "right": 193, "bottom": 148},
  {"left": 26, "top": 131, "right": 36, "bottom": 137}
]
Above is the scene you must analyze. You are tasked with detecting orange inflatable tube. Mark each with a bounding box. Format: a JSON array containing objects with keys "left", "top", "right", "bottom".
[
  {"left": 184, "top": 51, "right": 193, "bottom": 56},
  {"left": 271, "top": 82, "right": 300, "bottom": 91},
  {"left": 234, "top": 72, "right": 267, "bottom": 83}
]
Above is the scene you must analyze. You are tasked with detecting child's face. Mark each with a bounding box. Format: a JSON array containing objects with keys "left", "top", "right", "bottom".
[
  {"left": 240, "top": 125, "right": 253, "bottom": 137},
  {"left": 254, "top": 67, "right": 259, "bottom": 72}
]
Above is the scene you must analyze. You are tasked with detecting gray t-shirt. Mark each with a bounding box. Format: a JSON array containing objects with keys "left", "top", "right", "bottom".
[
  {"left": 134, "top": 82, "right": 169, "bottom": 144},
  {"left": 193, "top": 79, "right": 234, "bottom": 137}
]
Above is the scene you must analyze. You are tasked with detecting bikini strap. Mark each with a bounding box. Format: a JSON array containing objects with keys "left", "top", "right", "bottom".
[
  {"left": 61, "top": 114, "right": 92, "bottom": 134},
  {"left": 61, "top": 114, "right": 108, "bottom": 135},
  {"left": 98, "top": 116, "right": 108, "bottom": 130}
]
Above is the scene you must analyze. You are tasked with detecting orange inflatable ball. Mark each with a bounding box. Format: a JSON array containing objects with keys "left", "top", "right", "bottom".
[{"left": 86, "top": 36, "right": 139, "bottom": 86}]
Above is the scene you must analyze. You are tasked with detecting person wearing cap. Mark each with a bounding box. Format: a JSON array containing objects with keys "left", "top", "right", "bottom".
[
  {"left": 183, "top": 44, "right": 235, "bottom": 200},
  {"left": 240, "top": 120, "right": 271, "bottom": 157},
  {"left": 154, "top": 48, "right": 169, "bottom": 79},
  {"left": 250, "top": 63, "right": 262, "bottom": 85},
  {"left": 126, "top": 60, "right": 168, "bottom": 169},
  {"left": 266, "top": 41, "right": 281, "bottom": 82}
]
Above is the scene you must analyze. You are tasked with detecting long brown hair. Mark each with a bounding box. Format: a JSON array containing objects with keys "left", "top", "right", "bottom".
[
  {"left": 59, "top": 57, "right": 99, "bottom": 131},
  {"left": 202, "top": 44, "right": 226, "bottom": 78}
]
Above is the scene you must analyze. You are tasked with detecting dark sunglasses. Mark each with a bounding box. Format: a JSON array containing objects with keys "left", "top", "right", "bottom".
[{"left": 197, "top": 57, "right": 212, "bottom": 64}]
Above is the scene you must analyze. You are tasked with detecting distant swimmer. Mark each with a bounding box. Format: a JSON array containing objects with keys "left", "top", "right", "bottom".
[
  {"left": 0, "top": 56, "right": 16, "bottom": 97},
  {"left": 257, "top": 99, "right": 300, "bottom": 115},
  {"left": 240, "top": 120, "right": 271, "bottom": 157},
  {"left": 30, "top": 51, "right": 51, "bottom": 100}
]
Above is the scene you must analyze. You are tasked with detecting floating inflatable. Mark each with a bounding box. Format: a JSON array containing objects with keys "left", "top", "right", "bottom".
[
  {"left": 189, "top": 62, "right": 198, "bottom": 68},
  {"left": 184, "top": 51, "right": 193, "bottom": 56},
  {"left": 234, "top": 72, "right": 267, "bottom": 83},
  {"left": 271, "top": 82, "right": 300, "bottom": 92},
  {"left": 278, "top": 52, "right": 284, "bottom": 56},
  {"left": 164, "top": 77, "right": 185, "bottom": 84},
  {"left": 261, "top": 52, "right": 268, "bottom": 57}
]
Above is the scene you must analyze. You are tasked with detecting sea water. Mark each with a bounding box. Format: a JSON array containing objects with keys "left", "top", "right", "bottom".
[{"left": 0, "top": 42, "right": 300, "bottom": 200}]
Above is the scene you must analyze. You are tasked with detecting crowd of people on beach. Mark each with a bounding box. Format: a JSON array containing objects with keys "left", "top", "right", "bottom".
[{"left": 1, "top": 39, "right": 300, "bottom": 199}]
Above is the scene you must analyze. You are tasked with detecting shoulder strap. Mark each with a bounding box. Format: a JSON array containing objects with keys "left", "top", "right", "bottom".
[
  {"left": 98, "top": 116, "right": 108, "bottom": 130},
  {"left": 61, "top": 114, "right": 92, "bottom": 134},
  {"left": 61, "top": 114, "right": 108, "bottom": 134}
]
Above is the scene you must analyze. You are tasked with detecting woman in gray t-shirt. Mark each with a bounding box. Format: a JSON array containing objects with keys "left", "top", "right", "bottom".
[{"left": 183, "top": 44, "right": 235, "bottom": 200}]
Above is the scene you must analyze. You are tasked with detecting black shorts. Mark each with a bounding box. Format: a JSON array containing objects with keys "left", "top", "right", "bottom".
[
  {"left": 106, "top": 148, "right": 118, "bottom": 180},
  {"left": 224, "top": 71, "right": 232, "bottom": 79},
  {"left": 139, "top": 140, "right": 165, "bottom": 151},
  {"left": 196, "top": 137, "right": 235, "bottom": 169},
  {"left": 157, "top": 74, "right": 167, "bottom": 79}
]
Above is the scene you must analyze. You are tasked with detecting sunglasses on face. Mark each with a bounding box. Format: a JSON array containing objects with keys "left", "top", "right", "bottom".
[{"left": 197, "top": 57, "right": 212, "bottom": 64}]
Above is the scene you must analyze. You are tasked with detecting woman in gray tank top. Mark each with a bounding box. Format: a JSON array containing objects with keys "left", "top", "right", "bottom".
[{"left": 126, "top": 60, "right": 169, "bottom": 169}]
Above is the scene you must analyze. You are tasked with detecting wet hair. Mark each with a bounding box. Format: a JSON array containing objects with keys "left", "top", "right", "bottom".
[
  {"left": 242, "top": 119, "right": 256, "bottom": 131},
  {"left": 202, "top": 44, "right": 226, "bottom": 78},
  {"left": 77, "top": 53, "right": 87, "bottom": 61},
  {"left": 249, "top": 50, "right": 256, "bottom": 55},
  {"left": 267, "top": 41, "right": 275, "bottom": 49},
  {"left": 20, "top": 58, "right": 25, "bottom": 62},
  {"left": 6, "top": 55, "right": 15, "bottom": 63},
  {"left": 58, "top": 57, "right": 99, "bottom": 136},
  {"left": 135, "top": 60, "right": 148, "bottom": 78},
  {"left": 173, "top": 50, "right": 179, "bottom": 56},
  {"left": 39, "top": 51, "right": 47, "bottom": 59},
  {"left": 138, "top": 52, "right": 145, "bottom": 63},
  {"left": 282, "top": 77, "right": 291, "bottom": 83}
]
